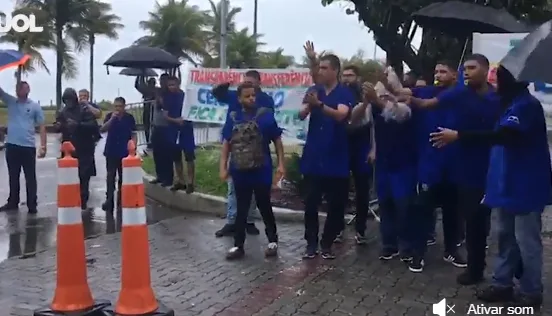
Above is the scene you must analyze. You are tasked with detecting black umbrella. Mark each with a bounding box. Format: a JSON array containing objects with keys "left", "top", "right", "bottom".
[
  {"left": 119, "top": 67, "right": 158, "bottom": 77},
  {"left": 500, "top": 20, "right": 552, "bottom": 83},
  {"left": 412, "top": 1, "right": 530, "bottom": 35},
  {"left": 104, "top": 46, "right": 181, "bottom": 69}
]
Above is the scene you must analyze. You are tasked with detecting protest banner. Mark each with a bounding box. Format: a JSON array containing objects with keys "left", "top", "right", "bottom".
[
  {"left": 182, "top": 68, "right": 313, "bottom": 143},
  {"left": 472, "top": 33, "right": 552, "bottom": 126}
]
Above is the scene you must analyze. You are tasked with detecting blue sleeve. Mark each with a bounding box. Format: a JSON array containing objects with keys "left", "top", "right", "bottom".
[
  {"left": 340, "top": 86, "right": 355, "bottom": 108},
  {"left": 129, "top": 115, "right": 137, "bottom": 131},
  {"left": 264, "top": 113, "right": 282, "bottom": 141},
  {"left": 263, "top": 92, "right": 275, "bottom": 109},
  {"left": 499, "top": 98, "right": 538, "bottom": 132},
  {"left": 168, "top": 92, "right": 184, "bottom": 118},
  {"left": 222, "top": 119, "right": 233, "bottom": 142},
  {"left": 217, "top": 90, "right": 237, "bottom": 105},
  {"left": 103, "top": 112, "right": 112, "bottom": 123},
  {"left": 34, "top": 105, "right": 45, "bottom": 125}
]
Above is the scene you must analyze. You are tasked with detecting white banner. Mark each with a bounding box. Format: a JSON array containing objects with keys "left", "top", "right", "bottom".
[
  {"left": 472, "top": 33, "right": 552, "bottom": 125},
  {"left": 181, "top": 68, "right": 313, "bottom": 144}
]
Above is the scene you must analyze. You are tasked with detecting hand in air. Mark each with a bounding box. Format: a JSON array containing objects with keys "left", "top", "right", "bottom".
[
  {"left": 362, "top": 82, "right": 378, "bottom": 102},
  {"left": 303, "top": 41, "right": 317, "bottom": 61}
]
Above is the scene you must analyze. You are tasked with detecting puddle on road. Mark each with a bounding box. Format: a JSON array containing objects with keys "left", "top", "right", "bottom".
[{"left": 0, "top": 200, "right": 183, "bottom": 263}]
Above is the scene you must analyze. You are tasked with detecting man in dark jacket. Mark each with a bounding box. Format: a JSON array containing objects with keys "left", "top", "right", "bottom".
[{"left": 55, "top": 88, "right": 100, "bottom": 209}]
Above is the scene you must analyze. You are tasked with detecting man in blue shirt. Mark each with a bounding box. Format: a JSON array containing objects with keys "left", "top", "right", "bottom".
[
  {"left": 0, "top": 82, "right": 46, "bottom": 214},
  {"left": 219, "top": 82, "right": 285, "bottom": 260},
  {"left": 150, "top": 76, "right": 181, "bottom": 186},
  {"left": 100, "top": 97, "right": 136, "bottom": 212},
  {"left": 212, "top": 70, "right": 273, "bottom": 238},
  {"left": 430, "top": 66, "right": 549, "bottom": 308},
  {"left": 411, "top": 54, "right": 501, "bottom": 283},
  {"left": 299, "top": 54, "right": 353, "bottom": 259},
  {"left": 385, "top": 61, "right": 459, "bottom": 272}
]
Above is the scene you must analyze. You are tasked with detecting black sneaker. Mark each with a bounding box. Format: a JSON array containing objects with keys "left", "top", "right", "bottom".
[
  {"left": 355, "top": 232, "right": 367, "bottom": 245},
  {"left": 225, "top": 246, "right": 245, "bottom": 260},
  {"left": 456, "top": 271, "right": 484, "bottom": 285},
  {"left": 149, "top": 178, "right": 161, "bottom": 184},
  {"left": 457, "top": 239, "right": 465, "bottom": 247},
  {"left": 170, "top": 183, "right": 186, "bottom": 191},
  {"left": 427, "top": 237, "right": 437, "bottom": 246},
  {"left": 321, "top": 249, "right": 336, "bottom": 260},
  {"left": 0, "top": 203, "right": 18, "bottom": 212},
  {"left": 334, "top": 231, "right": 344, "bottom": 243},
  {"left": 408, "top": 257, "right": 424, "bottom": 273},
  {"left": 246, "top": 223, "right": 260, "bottom": 235},
  {"left": 400, "top": 253, "right": 413, "bottom": 262},
  {"left": 302, "top": 246, "right": 318, "bottom": 259},
  {"left": 27, "top": 207, "right": 37, "bottom": 215},
  {"left": 379, "top": 248, "right": 399, "bottom": 260},
  {"left": 186, "top": 183, "right": 195, "bottom": 194},
  {"left": 215, "top": 224, "right": 235, "bottom": 238},
  {"left": 476, "top": 286, "right": 514, "bottom": 303},
  {"left": 443, "top": 252, "right": 467, "bottom": 268}
]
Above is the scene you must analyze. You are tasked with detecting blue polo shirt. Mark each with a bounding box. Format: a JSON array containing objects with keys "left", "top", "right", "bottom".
[
  {"left": 436, "top": 85, "right": 501, "bottom": 188},
  {"left": 300, "top": 84, "right": 354, "bottom": 178},
  {"left": 103, "top": 112, "right": 136, "bottom": 158},
  {"left": 220, "top": 89, "right": 275, "bottom": 121},
  {"left": 222, "top": 109, "right": 282, "bottom": 185},
  {"left": 412, "top": 85, "right": 451, "bottom": 185},
  {"left": 0, "top": 91, "right": 44, "bottom": 148},
  {"left": 484, "top": 91, "right": 552, "bottom": 212},
  {"left": 163, "top": 90, "right": 185, "bottom": 145}
]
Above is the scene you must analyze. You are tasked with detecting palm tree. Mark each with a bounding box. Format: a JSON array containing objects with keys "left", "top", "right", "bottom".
[
  {"left": 205, "top": 27, "right": 264, "bottom": 68},
  {"left": 0, "top": 6, "right": 53, "bottom": 83},
  {"left": 205, "top": 0, "right": 241, "bottom": 54},
  {"left": 258, "top": 48, "right": 295, "bottom": 69},
  {"left": 136, "top": 0, "right": 210, "bottom": 66},
  {"left": 17, "top": 0, "right": 96, "bottom": 109},
  {"left": 72, "top": 0, "right": 123, "bottom": 101}
]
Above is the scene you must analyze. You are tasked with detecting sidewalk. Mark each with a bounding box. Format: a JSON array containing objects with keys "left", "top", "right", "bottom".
[{"left": 0, "top": 212, "right": 550, "bottom": 316}]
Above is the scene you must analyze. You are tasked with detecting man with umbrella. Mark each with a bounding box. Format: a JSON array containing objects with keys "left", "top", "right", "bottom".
[{"left": 134, "top": 75, "right": 157, "bottom": 148}]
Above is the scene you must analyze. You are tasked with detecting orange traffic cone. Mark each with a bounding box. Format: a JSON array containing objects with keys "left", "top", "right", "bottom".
[
  {"left": 104, "top": 140, "right": 173, "bottom": 316},
  {"left": 34, "top": 141, "right": 110, "bottom": 316}
]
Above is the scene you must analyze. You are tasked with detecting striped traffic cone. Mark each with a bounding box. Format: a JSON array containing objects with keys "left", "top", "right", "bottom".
[
  {"left": 34, "top": 141, "right": 110, "bottom": 316},
  {"left": 104, "top": 140, "right": 173, "bottom": 316}
]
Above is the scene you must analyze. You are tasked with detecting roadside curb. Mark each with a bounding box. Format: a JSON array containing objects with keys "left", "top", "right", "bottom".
[{"left": 143, "top": 174, "right": 348, "bottom": 223}]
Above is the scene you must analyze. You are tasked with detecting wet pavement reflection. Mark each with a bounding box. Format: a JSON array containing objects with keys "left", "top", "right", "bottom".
[{"left": 0, "top": 133, "right": 184, "bottom": 263}]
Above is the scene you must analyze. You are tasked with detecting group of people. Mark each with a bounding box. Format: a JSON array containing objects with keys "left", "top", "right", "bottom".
[
  {"left": 213, "top": 41, "right": 549, "bottom": 309},
  {"left": 134, "top": 74, "right": 196, "bottom": 194}
]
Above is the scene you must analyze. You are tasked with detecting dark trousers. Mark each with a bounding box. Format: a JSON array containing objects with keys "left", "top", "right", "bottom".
[
  {"left": 5, "top": 144, "right": 37, "bottom": 208},
  {"left": 410, "top": 189, "right": 435, "bottom": 257},
  {"left": 420, "top": 182, "right": 459, "bottom": 253},
  {"left": 352, "top": 170, "right": 372, "bottom": 234},
  {"left": 458, "top": 187, "right": 491, "bottom": 277},
  {"left": 105, "top": 156, "right": 123, "bottom": 209},
  {"left": 143, "top": 107, "right": 151, "bottom": 144},
  {"left": 304, "top": 176, "right": 349, "bottom": 249},
  {"left": 234, "top": 182, "right": 277, "bottom": 247},
  {"left": 379, "top": 197, "right": 412, "bottom": 252},
  {"left": 151, "top": 127, "right": 174, "bottom": 185}
]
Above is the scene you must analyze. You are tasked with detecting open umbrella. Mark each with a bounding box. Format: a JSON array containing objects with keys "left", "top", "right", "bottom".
[
  {"left": 0, "top": 49, "right": 31, "bottom": 72},
  {"left": 412, "top": 1, "right": 530, "bottom": 36},
  {"left": 119, "top": 67, "right": 157, "bottom": 77},
  {"left": 104, "top": 46, "right": 181, "bottom": 69},
  {"left": 500, "top": 20, "right": 552, "bottom": 83}
]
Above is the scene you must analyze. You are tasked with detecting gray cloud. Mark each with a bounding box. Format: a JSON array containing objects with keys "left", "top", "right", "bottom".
[{"left": 0, "top": 0, "right": 401, "bottom": 105}]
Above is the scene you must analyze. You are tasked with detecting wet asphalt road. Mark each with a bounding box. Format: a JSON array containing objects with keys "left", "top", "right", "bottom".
[{"left": 0, "top": 133, "right": 182, "bottom": 262}]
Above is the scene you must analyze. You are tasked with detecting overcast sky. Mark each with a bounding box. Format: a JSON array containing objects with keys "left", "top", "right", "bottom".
[{"left": 0, "top": 0, "right": 420, "bottom": 105}]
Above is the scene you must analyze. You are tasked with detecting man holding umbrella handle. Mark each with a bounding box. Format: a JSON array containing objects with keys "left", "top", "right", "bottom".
[{"left": 135, "top": 75, "right": 157, "bottom": 148}]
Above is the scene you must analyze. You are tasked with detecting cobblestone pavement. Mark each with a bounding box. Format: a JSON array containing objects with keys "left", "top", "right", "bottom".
[{"left": 0, "top": 210, "right": 550, "bottom": 316}]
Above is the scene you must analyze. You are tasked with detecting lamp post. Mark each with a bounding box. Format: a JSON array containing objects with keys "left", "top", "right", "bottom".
[{"left": 219, "top": 0, "right": 228, "bottom": 68}]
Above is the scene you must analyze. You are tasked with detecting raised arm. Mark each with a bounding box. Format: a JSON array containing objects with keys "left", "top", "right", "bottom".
[
  {"left": 303, "top": 41, "right": 320, "bottom": 84},
  {"left": 134, "top": 76, "right": 147, "bottom": 95},
  {"left": 212, "top": 82, "right": 231, "bottom": 103},
  {"left": 0, "top": 86, "right": 17, "bottom": 104}
]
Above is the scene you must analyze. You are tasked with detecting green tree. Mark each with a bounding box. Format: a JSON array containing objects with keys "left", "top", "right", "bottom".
[
  {"left": 322, "top": 0, "right": 552, "bottom": 79},
  {"left": 136, "top": 0, "right": 210, "bottom": 66},
  {"left": 257, "top": 48, "right": 295, "bottom": 69},
  {"left": 0, "top": 6, "right": 53, "bottom": 83},
  {"left": 18, "top": 0, "right": 97, "bottom": 109},
  {"left": 341, "top": 49, "right": 383, "bottom": 83},
  {"left": 203, "top": 27, "right": 264, "bottom": 68},
  {"left": 73, "top": 0, "right": 123, "bottom": 101},
  {"left": 205, "top": 0, "right": 242, "bottom": 53}
]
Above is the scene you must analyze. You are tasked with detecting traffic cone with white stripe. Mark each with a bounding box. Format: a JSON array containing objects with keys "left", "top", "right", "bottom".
[
  {"left": 34, "top": 141, "right": 111, "bottom": 316},
  {"left": 103, "top": 140, "right": 174, "bottom": 316}
]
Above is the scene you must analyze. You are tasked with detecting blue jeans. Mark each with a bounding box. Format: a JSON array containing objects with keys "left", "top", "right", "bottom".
[
  {"left": 227, "top": 180, "right": 257, "bottom": 224},
  {"left": 379, "top": 197, "right": 413, "bottom": 252},
  {"left": 492, "top": 209, "right": 543, "bottom": 296}
]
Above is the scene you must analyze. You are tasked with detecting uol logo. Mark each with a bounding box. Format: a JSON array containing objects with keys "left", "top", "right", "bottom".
[
  {"left": 0, "top": 13, "right": 43, "bottom": 33},
  {"left": 433, "top": 298, "right": 455, "bottom": 316}
]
